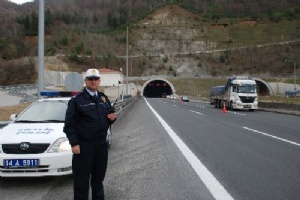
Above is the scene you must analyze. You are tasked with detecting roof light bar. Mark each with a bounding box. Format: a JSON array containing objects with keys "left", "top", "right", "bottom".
[{"left": 40, "top": 91, "right": 81, "bottom": 97}]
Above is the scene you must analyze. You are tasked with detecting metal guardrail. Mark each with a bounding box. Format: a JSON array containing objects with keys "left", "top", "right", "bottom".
[
  {"left": 0, "top": 84, "right": 37, "bottom": 92},
  {"left": 20, "top": 96, "right": 39, "bottom": 104},
  {"left": 1, "top": 84, "right": 38, "bottom": 105},
  {"left": 113, "top": 98, "right": 133, "bottom": 113}
]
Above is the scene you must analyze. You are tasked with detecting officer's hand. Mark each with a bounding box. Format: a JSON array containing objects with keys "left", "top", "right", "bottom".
[
  {"left": 107, "top": 113, "right": 116, "bottom": 121},
  {"left": 72, "top": 145, "right": 80, "bottom": 154}
]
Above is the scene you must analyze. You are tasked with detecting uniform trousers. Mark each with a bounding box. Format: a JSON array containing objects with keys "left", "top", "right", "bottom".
[{"left": 72, "top": 141, "right": 108, "bottom": 200}]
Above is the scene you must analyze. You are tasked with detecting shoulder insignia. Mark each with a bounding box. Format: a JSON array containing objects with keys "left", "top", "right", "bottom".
[{"left": 101, "top": 96, "right": 106, "bottom": 103}]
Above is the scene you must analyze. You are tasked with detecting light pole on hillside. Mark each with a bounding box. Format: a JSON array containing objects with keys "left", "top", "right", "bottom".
[
  {"left": 126, "top": 26, "right": 129, "bottom": 95},
  {"left": 125, "top": 24, "right": 139, "bottom": 95},
  {"left": 285, "top": 59, "right": 297, "bottom": 91},
  {"left": 37, "top": 0, "right": 45, "bottom": 99}
]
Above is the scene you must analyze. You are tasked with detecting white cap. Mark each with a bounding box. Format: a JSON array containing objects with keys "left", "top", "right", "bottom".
[{"left": 85, "top": 69, "right": 100, "bottom": 78}]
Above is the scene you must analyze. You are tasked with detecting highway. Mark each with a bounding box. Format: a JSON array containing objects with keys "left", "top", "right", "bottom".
[
  {"left": 147, "top": 98, "right": 300, "bottom": 200},
  {"left": 0, "top": 97, "right": 299, "bottom": 200}
]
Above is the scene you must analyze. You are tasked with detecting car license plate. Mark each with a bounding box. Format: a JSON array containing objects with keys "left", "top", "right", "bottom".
[{"left": 3, "top": 159, "right": 39, "bottom": 168}]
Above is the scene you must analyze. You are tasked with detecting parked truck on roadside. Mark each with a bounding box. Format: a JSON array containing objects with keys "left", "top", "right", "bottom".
[{"left": 210, "top": 77, "right": 258, "bottom": 111}]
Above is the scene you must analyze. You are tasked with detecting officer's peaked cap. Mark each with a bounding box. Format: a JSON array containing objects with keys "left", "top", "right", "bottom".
[{"left": 85, "top": 68, "right": 100, "bottom": 78}]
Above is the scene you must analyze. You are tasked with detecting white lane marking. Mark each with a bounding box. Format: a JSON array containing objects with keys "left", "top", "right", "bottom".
[
  {"left": 243, "top": 127, "right": 300, "bottom": 147},
  {"left": 197, "top": 105, "right": 205, "bottom": 108},
  {"left": 145, "top": 99, "right": 234, "bottom": 200},
  {"left": 227, "top": 111, "right": 246, "bottom": 116},
  {"left": 190, "top": 110, "right": 204, "bottom": 115},
  {"left": 173, "top": 105, "right": 178, "bottom": 107}
]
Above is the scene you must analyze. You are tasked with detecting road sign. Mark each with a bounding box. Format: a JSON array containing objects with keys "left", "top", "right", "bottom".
[{"left": 65, "top": 72, "right": 84, "bottom": 91}]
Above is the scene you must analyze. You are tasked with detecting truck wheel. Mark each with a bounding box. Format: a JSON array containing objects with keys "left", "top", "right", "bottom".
[{"left": 230, "top": 102, "right": 234, "bottom": 110}]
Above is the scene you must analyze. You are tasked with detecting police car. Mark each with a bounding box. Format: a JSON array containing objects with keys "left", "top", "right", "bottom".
[{"left": 0, "top": 91, "right": 112, "bottom": 177}]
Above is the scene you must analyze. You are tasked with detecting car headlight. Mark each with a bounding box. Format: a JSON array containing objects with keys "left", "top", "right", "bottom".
[{"left": 48, "top": 137, "right": 71, "bottom": 153}]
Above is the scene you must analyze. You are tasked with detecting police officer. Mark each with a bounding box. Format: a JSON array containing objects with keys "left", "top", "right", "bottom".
[{"left": 64, "top": 68, "right": 117, "bottom": 200}]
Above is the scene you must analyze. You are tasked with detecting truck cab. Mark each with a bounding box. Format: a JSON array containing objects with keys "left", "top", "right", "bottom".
[
  {"left": 228, "top": 78, "right": 258, "bottom": 111},
  {"left": 210, "top": 77, "right": 258, "bottom": 111}
]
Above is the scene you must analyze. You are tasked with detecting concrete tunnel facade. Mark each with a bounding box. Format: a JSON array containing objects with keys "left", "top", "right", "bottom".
[
  {"left": 142, "top": 78, "right": 175, "bottom": 98},
  {"left": 253, "top": 78, "right": 274, "bottom": 96},
  {"left": 141, "top": 78, "right": 272, "bottom": 98}
]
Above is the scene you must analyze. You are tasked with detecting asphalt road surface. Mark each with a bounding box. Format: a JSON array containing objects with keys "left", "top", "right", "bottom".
[{"left": 0, "top": 97, "right": 299, "bottom": 200}]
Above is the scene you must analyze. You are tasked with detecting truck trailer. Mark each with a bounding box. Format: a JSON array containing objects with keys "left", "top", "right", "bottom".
[{"left": 210, "top": 77, "right": 258, "bottom": 111}]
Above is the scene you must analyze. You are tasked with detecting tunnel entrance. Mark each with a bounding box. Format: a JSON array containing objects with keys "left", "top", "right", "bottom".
[
  {"left": 256, "top": 81, "right": 269, "bottom": 96},
  {"left": 254, "top": 79, "right": 273, "bottom": 96},
  {"left": 141, "top": 78, "right": 272, "bottom": 98},
  {"left": 143, "top": 79, "right": 173, "bottom": 98}
]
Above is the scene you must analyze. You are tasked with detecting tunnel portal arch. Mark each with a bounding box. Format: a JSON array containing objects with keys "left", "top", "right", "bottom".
[
  {"left": 140, "top": 77, "right": 273, "bottom": 98},
  {"left": 253, "top": 78, "right": 274, "bottom": 96},
  {"left": 142, "top": 78, "right": 175, "bottom": 98}
]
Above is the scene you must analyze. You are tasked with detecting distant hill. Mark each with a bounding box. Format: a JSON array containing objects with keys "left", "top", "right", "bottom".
[{"left": 0, "top": 1, "right": 299, "bottom": 85}]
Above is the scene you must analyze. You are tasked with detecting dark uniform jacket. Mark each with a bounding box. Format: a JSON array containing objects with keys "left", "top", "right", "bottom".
[{"left": 63, "top": 88, "right": 114, "bottom": 147}]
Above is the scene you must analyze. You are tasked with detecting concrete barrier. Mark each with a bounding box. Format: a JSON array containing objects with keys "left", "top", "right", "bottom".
[{"left": 259, "top": 102, "right": 300, "bottom": 111}]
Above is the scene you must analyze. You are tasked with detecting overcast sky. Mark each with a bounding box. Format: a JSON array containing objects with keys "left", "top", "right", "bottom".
[{"left": 10, "top": 0, "right": 33, "bottom": 4}]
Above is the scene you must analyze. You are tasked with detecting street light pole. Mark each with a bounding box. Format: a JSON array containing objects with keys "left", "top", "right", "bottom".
[
  {"left": 293, "top": 61, "right": 296, "bottom": 91},
  {"left": 37, "top": 0, "right": 45, "bottom": 99},
  {"left": 126, "top": 26, "right": 129, "bottom": 95},
  {"left": 285, "top": 60, "right": 297, "bottom": 91},
  {"left": 117, "top": 81, "right": 119, "bottom": 99}
]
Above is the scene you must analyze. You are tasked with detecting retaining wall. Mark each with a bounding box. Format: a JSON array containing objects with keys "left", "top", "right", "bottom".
[{"left": 259, "top": 102, "right": 300, "bottom": 111}]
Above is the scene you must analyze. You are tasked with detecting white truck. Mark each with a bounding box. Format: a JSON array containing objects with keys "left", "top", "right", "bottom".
[{"left": 210, "top": 77, "right": 258, "bottom": 111}]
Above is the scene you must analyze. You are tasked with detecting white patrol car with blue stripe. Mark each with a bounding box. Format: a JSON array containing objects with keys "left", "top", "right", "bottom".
[{"left": 0, "top": 91, "right": 112, "bottom": 177}]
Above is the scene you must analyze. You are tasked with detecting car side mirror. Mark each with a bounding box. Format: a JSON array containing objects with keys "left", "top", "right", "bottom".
[{"left": 10, "top": 114, "right": 18, "bottom": 121}]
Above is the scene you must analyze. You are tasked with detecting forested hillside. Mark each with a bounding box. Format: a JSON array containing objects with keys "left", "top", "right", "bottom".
[{"left": 0, "top": 0, "right": 299, "bottom": 85}]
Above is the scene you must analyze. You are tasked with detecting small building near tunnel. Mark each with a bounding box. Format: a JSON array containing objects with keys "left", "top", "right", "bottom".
[
  {"left": 142, "top": 78, "right": 176, "bottom": 98},
  {"left": 83, "top": 68, "right": 124, "bottom": 87}
]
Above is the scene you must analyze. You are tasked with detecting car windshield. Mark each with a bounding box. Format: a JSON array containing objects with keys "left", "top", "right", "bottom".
[
  {"left": 15, "top": 100, "right": 69, "bottom": 122},
  {"left": 237, "top": 85, "right": 256, "bottom": 93}
]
